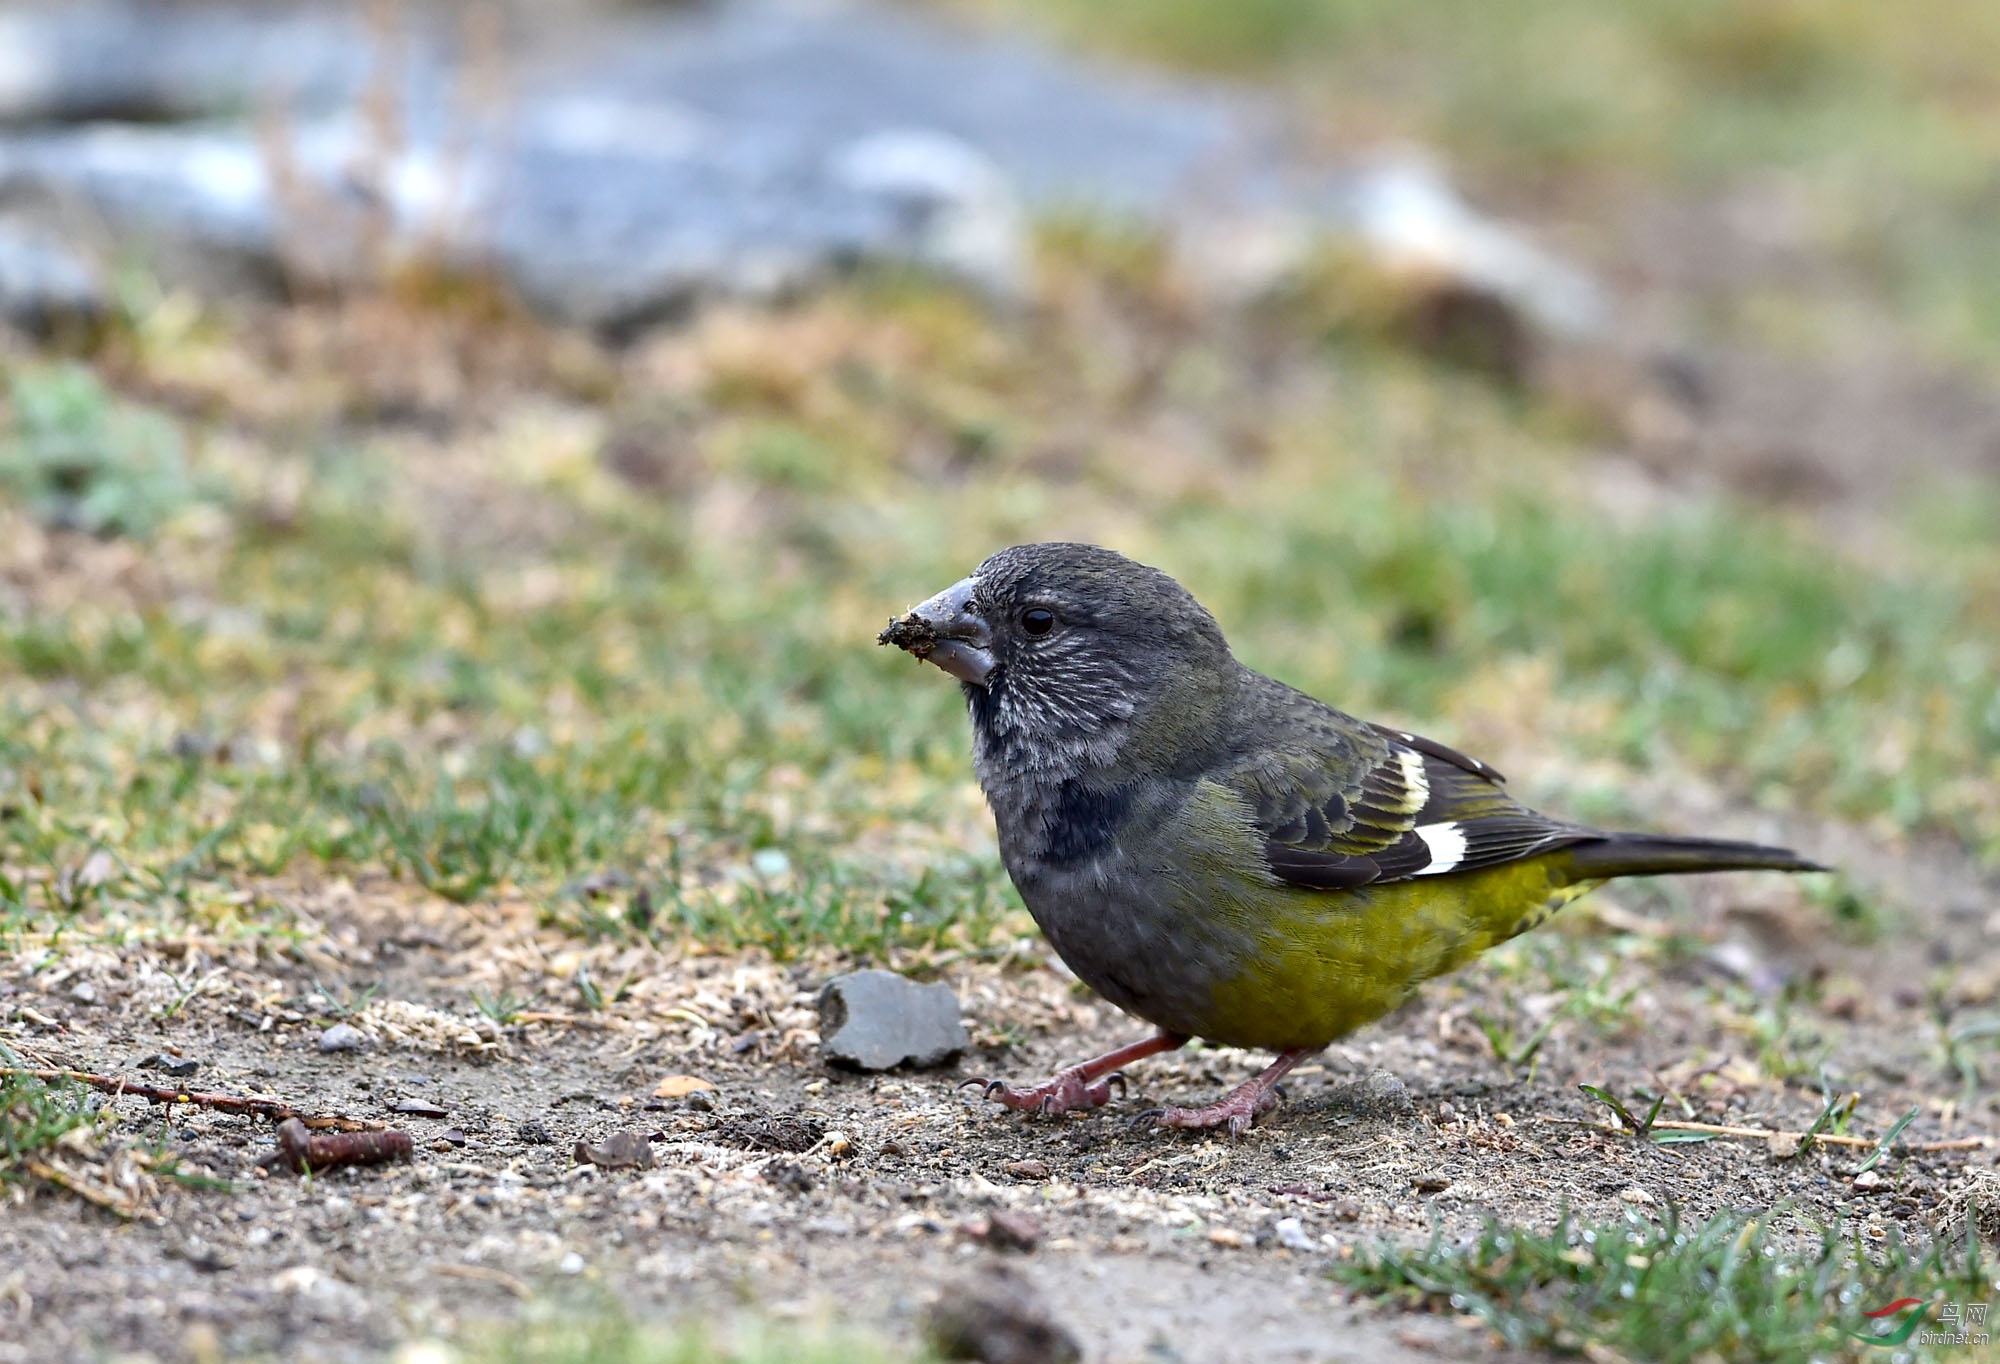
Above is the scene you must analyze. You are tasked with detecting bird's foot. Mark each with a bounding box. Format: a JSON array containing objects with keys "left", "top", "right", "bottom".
[
  {"left": 957, "top": 1032, "right": 1188, "bottom": 1118},
  {"left": 1132, "top": 1046, "right": 1316, "bottom": 1138},
  {"left": 959, "top": 1066, "right": 1126, "bottom": 1116},
  {"left": 1136, "top": 1084, "right": 1281, "bottom": 1138}
]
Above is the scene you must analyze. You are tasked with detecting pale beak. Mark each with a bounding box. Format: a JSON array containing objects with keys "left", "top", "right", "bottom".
[{"left": 877, "top": 575, "right": 995, "bottom": 686}]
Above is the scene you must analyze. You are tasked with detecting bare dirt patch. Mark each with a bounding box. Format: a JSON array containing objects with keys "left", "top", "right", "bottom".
[{"left": 5, "top": 807, "right": 1996, "bottom": 1364}]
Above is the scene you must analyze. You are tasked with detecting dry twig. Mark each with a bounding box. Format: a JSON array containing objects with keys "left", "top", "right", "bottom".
[{"left": 2, "top": 1067, "right": 376, "bottom": 1131}]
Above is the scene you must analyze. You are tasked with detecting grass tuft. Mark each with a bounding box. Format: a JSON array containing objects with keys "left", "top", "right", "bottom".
[{"left": 1335, "top": 1203, "right": 1996, "bottom": 1362}]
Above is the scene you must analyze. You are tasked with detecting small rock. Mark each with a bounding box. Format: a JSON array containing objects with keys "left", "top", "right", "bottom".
[
  {"left": 818, "top": 969, "right": 968, "bottom": 1071},
  {"left": 138, "top": 1053, "right": 200, "bottom": 1078},
  {"left": 1272, "top": 1217, "right": 1315, "bottom": 1252},
  {"left": 1412, "top": 1173, "right": 1451, "bottom": 1194},
  {"left": 763, "top": 1161, "right": 814, "bottom": 1194},
  {"left": 1620, "top": 1186, "right": 1656, "bottom": 1206},
  {"left": 802, "top": 1216, "right": 856, "bottom": 1237},
  {"left": 68, "top": 981, "right": 98, "bottom": 1005},
  {"left": 1852, "top": 1169, "right": 1886, "bottom": 1192},
  {"left": 1326, "top": 1068, "right": 1412, "bottom": 1118},
  {"left": 439, "top": 1128, "right": 468, "bottom": 1148},
  {"left": 558, "top": 1251, "right": 585, "bottom": 1275},
  {"left": 964, "top": 1210, "right": 1041, "bottom": 1252},
  {"left": 391, "top": 1101, "right": 450, "bottom": 1119},
  {"left": 1001, "top": 1159, "right": 1050, "bottom": 1181},
  {"left": 516, "top": 1120, "right": 555, "bottom": 1145},
  {"left": 924, "top": 1264, "right": 1082, "bottom": 1364},
  {"left": 573, "top": 1130, "right": 654, "bottom": 1170},
  {"left": 0, "top": 224, "right": 107, "bottom": 337},
  {"left": 1206, "top": 1227, "right": 1251, "bottom": 1249},
  {"left": 1767, "top": 1133, "right": 1803, "bottom": 1159},
  {"left": 652, "top": 1074, "right": 716, "bottom": 1099},
  {"left": 318, "top": 1023, "right": 366, "bottom": 1053}
]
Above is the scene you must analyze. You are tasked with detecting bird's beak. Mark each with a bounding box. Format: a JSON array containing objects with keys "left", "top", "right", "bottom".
[{"left": 877, "top": 576, "right": 996, "bottom": 686}]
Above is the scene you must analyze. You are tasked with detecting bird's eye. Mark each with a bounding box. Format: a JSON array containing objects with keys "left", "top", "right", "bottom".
[{"left": 1021, "top": 608, "right": 1056, "bottom": 637}]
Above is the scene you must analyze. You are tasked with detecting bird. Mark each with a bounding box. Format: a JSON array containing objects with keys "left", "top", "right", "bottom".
[{"left": 878, "top": 541, "right": 1827, "bottom": 1135}]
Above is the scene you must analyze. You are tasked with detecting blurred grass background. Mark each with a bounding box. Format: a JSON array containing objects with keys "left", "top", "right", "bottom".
[
  {"left": 1, "top": 0, "right": 1997, "bottom": 961},
  {"left": 950, "top": 0, "right": 2000, "bottom": 364}
]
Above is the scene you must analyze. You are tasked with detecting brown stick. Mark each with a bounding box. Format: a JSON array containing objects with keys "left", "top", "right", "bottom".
[
  {"left": 2, "top": 1067, "right": 375, "bottom": 1131},
  {"left": 1545, "top": 1115, "right": 1994, "bottom": 1152},
  {"left": 1647, "top": 1118, "right": 1993, "bottom": 1151},
  {"left": 273, "top": 1118, "right": 414, "bottom": 1174}
]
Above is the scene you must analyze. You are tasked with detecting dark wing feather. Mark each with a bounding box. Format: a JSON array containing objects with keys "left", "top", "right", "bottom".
[{"left": 1220, "top": 698, "right": 1585, "bottom": 890}]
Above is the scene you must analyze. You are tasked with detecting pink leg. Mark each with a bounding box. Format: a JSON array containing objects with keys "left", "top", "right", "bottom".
[
  {"left": 1141, "top": 1047, "right": 1316, "bottom": 1137},
  {"left": 961, "top": 1033, "right": 1188, "bottom": 1116}
]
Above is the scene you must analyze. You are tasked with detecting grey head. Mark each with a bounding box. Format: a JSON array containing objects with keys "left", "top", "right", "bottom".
[{"left": 879, "top": 542, "right": 1239, "bottom": 782}]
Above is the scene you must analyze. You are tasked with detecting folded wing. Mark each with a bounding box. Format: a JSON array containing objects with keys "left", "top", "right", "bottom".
[{"left": 1222, "top": 713, "right": 1589, "bottom": 891}]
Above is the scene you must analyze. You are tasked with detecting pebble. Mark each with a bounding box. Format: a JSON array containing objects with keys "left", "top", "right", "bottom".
[
  {"left": 967, "top": 1210, "right": 1042, "bottom": 1253},
  {"left": 1001, "top": 1159, "right": 1051, "bottom": 1181},
  {"left": 652, "top": 1075, "right": 715, "bottom": 1099},
  {"left": 817, "top": 969, "right": 967, "bottom": 1071},
  {"left": 1272, "top": 1217, "right": 1316, "bottom": 1253},
  {"left": 68, "top": 981, "right": 98, "bottom": 1005},
  {"left": 138, "top": 1053, "right": 200, "bottom": 1078},
  {"left": 1327, "top": 1068, "right": 1413, "bottom": 1118},
  {"left": 318, "top": 1023, "right": 366, "bottom": 1053},
  {"left": 573, "top": 1130, "right": 654, "bottom": 1170},
  {"left": 0, "top": 224, "right": 107, "bottom": 336},
  {"left": 557, "top": 1252, "right": 585, "bottom": 1276},
  {"left": 391, "top": 1101, "right": 450, "bottom": 1119}
]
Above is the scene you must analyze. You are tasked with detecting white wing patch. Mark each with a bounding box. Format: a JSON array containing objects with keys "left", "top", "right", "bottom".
[
  {"left": 1412, "top": 821, "right": 1468, "bottom": 876},
  {"left": 1395, "top": 747, "right": 1431, "bottom": 813}
]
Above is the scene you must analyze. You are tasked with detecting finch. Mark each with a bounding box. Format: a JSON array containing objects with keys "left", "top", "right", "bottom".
[{"left": 880, "top": 542, "right": 1825, "bottom": 1135}]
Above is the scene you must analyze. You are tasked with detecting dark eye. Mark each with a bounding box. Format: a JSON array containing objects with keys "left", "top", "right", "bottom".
[{"left": 1021, "top": 608, "right": 1056, "bottom": 637}]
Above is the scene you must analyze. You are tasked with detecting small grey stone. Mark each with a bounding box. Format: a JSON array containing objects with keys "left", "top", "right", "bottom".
[
  {"left": 1325, "top": 1068, "right": 1412, "bottom": 1118},
  {"left": 1272, "top": 1216, "right": 1316, "bottom": 1253},
  {"left": 818, "top": 969, "right": 967, "bottom": 1072},
  {"left": 573, "top": 1130, "right": 654, "bottom": 1171},
  {"left": 138, "top": 1053, "right": 200, "bottom": 1078},
  {"left": 0, "top": 224, "right": 108, "bottom": 336},
  {"left": 317, "top": 1022, "right": 366, "bottom": 1053}
]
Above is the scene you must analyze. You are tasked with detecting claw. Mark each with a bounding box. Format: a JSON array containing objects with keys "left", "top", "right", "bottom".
[
  {"left": 1128, "top": 1107, "right": 1166, "bottom": 1131},
  {"left": 955, "top": 1078, "right": 1006, "bottom": 1105},
  {"left": 1104, "top": 1071, "right": 1128, "bottom": 1099}
]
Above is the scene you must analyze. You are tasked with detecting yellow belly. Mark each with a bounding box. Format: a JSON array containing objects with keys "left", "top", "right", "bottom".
[{"left": 1198, "top": 856, "right": 1599, "bottom": 1051}]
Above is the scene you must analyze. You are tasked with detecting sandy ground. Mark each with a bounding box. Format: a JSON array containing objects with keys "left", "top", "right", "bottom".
[{"left": 4, "top": 795, "right": 1997, "bottom": 1363}]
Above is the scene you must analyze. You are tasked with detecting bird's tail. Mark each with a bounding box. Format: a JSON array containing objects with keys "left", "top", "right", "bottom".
[{"left": 1561, "top": 833, "right": 1827, "bottom": 880}]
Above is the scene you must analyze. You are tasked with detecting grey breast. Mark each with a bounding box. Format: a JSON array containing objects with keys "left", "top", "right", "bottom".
[{"left": 994, "top": 776, "right": 1244, "bottom": 1040}]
